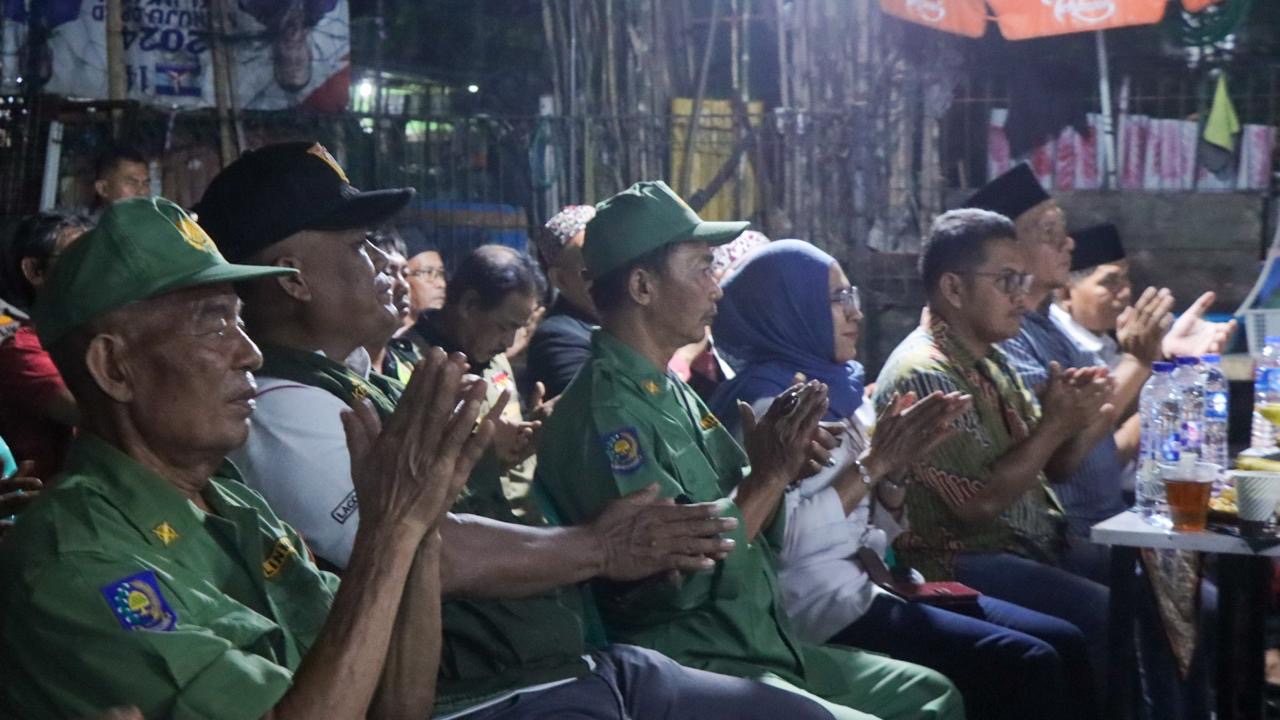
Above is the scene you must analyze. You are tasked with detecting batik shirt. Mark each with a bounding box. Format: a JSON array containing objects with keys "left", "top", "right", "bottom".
[{"left": 873, "top": 317, "right": 1065, "bottom": 579}]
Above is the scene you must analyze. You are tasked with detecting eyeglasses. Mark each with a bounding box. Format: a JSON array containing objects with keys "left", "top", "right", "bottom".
[
  {"left": 831, "top": 286, "right": 861, "bottom": 313},
  {"left": 966, "top": 270, "right": 1034, "bottom": 296},
  {"left": 404, "top": 267, "right": 445, "bottom": 281}
]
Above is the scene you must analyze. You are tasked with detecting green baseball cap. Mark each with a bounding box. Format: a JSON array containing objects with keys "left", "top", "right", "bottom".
[
  {"left": 583, "top": 181, "right": 748, "bottom": 279},
  {"left": 33, "top": 197, "right": 297, "bottom": 345}
]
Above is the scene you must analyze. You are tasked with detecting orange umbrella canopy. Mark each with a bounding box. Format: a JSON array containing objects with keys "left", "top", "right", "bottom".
[
  {"left": 880, "top": 0, "right": 1170, "bottom": 39},
  {"left": 879, "top": 0, "right": 988, "bottom": 37},
  {"left": 988, "top": 0, "right": 1167, "bottom": 40}
]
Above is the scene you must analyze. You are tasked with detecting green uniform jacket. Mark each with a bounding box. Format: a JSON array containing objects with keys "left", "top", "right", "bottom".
[
  {"left": 0, "top": 435, "right": 338, "bottom": 720},
  {"left": 538, "top": 331, "right": 864, "bottom": 693}
]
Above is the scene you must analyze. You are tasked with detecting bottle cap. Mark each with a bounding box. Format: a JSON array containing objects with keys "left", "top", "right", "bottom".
[
  {"left": 1267, "top": 336, "right": 1280, "bottom": 344},
  {"left": 1152, "top": 361, "right": 1175, "bottom": 372},
  {"left": 1202, "top": 353, "right": 1221, "bottom": 363},
  {"left": 1175, "top": 356, "right": 1200, "bottom": 366}
]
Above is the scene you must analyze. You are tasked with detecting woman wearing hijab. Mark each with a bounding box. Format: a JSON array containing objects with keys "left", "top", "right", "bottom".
[{"left": 710, "top": 240, "right": 1096, "bottom": 720}]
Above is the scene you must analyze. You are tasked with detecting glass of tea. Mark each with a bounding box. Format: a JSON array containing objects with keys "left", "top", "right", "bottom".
[{"left": 1163, "top": 460, "right": 1220, "bottom": 532}]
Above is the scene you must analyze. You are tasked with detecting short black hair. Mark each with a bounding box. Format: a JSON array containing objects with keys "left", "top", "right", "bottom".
[
  {"left": 369, "top": 225, "right": 407, "bottom": 257},
  {"left": 919, "top": 209, "right": 1016, "bottom": 294},
  {"left": 1, "top": 211, "right": 93, "bottom": 310},
  {"left": 588, "top": 242, "right": 679, "bottom": 314},
  {"left": 447, "top": 244, "right": 546, "bottom": 311},
  {"left": 94, "top": 144, "right": 147, "bottom": 181}
]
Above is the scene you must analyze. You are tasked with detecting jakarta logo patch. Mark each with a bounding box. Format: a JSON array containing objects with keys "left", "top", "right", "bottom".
[
  {"left": 101, "top": 570, "right": 178, "bottom": 632},
  {"left": 602, "top": 427, "right": 644, "bottom": 474}
]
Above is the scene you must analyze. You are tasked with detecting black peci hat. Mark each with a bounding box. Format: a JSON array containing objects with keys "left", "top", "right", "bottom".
[
  {"left": 1069, "top": 223, "right": 1125, "bottom": 272},
  {"left": 961, "top": 163, "right": 1051, "bottom": 221}
]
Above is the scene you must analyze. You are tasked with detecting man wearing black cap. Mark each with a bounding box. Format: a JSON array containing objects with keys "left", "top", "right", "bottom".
[{"left": 196, "top": 143, "right": 838, "bottom": 720}]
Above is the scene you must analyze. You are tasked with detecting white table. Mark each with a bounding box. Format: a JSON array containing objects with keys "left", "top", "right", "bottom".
[{"left": 1092, "top": 511, "right": 1276, "bottom": 720}]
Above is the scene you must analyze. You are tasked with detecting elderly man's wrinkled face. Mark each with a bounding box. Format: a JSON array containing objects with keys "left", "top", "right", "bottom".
[
  {"left": 457, "top": 289, "right": 538, "bottom": 366},
  {"left": 1016, "top": 201, "right": 1073, "bottom": 292},
  {"left": 1067, "top": 259, "right": 1132, "bottom": 333},
  {"left": 647, "top": 241, "right": 722, "bottom": 348},
  {"left": 112, "top": 284, "right": 263, "bottom": 456}
]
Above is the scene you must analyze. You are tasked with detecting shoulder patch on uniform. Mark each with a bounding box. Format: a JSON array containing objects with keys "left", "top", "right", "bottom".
[
  {"left": 601, "top": 427, "right": 645, "bottom": 475},
  {"left": 101, "top": 570, "right": 178, "bottom": 632},
  {"left": 700, "top": 413, "right": 719, "bottom": 430},
  {"left": 263, "top": 536, "right": 300, "bottom": 578}
]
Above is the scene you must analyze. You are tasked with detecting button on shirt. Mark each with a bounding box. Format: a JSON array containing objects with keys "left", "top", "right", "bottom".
[{"left": 0, "top": 434, "right": 338, "bottom": 720}]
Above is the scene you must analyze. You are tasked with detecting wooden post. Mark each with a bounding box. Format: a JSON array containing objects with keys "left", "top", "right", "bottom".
[
  {"left": 209, "top": 0, "right": 239, "bottom": 168},
  {"left": 105, "top": 0, "right": 126, "bottom": 131}
]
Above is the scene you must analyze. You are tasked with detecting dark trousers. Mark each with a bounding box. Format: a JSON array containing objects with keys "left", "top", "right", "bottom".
[
  {"left": 453, "top": 644, "right": 836, "bottom": 720},
  {"left": 953, "top": 552, "right": 1108, "bottom": 720},
  {"left": 831, "top": 592, "right": 1086, "bottom": 720}
]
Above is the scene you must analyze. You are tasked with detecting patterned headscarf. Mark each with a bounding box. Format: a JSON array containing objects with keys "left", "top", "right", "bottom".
[
  {"left": 536, "top": 205, "right": 596, "bottom": 265},
  {"left": 711, "top": 230, "right": 770, "bottom": 280}
]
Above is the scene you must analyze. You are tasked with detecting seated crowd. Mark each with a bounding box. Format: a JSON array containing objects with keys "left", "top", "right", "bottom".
[{"left": 0, "top": 142, "right": 1236, "bottom": 720}]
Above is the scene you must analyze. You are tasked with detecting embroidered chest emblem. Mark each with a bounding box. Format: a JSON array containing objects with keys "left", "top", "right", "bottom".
[
  {"left": 700, "top": 413, "right": 720, "bottom": 430},
  {"left": 602, "top": 427, "right": 645, "bottom": 474},
  {"left": 351, "top": 380, "right": 371, "bottom": 401},
  {"left": 101, "top": 570, "right": 178, "bottom": 632},
  {"left": 643, "top": 380, "right": 661, "bottom": 395},
  {"left": 152, "top": 522, "right": 180, "bottom": 546}
]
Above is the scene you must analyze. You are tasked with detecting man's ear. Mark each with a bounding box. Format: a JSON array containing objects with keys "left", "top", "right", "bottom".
[
  {"left": 93, "top": 178, "right": 109, "bottom": 200},
  {"left": 84, "top": 333, "right": 136, "bottom": 403},
  {"left": 19, "top": 257, "right": 43, "bottom": 287},
  {"left": 272, "top": 256, "right": 310, "bottom": 302},
  {"left": 938, "top": 273, "right": 965, "bottom": 311},
  {"left": 627, "top": 267, "right": 657, "bottom": 307}
]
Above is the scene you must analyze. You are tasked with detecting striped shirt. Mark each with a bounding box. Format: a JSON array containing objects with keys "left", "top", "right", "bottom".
[
  {"left": 1001, "top": 307, "right": 1127, "bottom": 538},
  {"left": 873, "top": 317, "right": 1065, "bottom": 579}
]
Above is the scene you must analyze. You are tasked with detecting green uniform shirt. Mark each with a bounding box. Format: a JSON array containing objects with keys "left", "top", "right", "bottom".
[
  {"left": 0, "top": 434, "right": 339, "bottom": 720},
  {"left": 537, "top": 330, "right": 817, "bottom": 684}
]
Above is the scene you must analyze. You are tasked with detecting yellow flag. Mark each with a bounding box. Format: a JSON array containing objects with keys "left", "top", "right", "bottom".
[{"left": 1203, "top": 74, "right": 1240, "bottom": 152}]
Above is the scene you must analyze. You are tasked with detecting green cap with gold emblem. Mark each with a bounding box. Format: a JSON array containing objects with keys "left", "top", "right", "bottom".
[
  {"left": 33, "top": 197, "right": 297, "bottom": 345},
  {"left": 583, "top": 180, "right": 748, "bottom": 279}
]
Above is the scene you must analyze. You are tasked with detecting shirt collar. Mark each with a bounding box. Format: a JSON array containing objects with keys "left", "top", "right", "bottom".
[
  {"left": 1048, "top": 303, "right": 1105, "bottom": 354},
  {"left": 62, "top": 434, "right": 231, "bottom": 552},
  {"left": 593, "top": 329, "right": 673, "bottom": 398},
  {"left": 926, "top": 314, "right": 991, "bottom": 371}
]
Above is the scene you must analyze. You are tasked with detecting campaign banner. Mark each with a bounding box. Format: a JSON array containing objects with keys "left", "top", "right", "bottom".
[{"left": 3, "top": 0, "right": 350, "bottom": 111}]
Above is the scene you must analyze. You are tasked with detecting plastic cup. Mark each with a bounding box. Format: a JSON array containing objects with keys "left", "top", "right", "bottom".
[
  {"left": 1229, "top": 470, "right": 1280, "bottom": 528},
  {"left": 1162, "top": 462, "right": 1219, "bottom": 532}
]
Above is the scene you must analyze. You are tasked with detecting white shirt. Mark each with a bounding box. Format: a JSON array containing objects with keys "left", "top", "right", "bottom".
[
  {"left": 1049, "top": 303, "right": 1118, "bottom": 369},
  {"left": 749, "top": 398, "right": 904, "bottom": 644},
  {"left": 229, "top": 354, "right": 365, "bottom": 569}
]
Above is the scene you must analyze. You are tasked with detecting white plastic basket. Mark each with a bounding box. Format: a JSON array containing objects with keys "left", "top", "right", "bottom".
[{"left": 1242, "top": 309, "right": 1280, "bottom": 357}]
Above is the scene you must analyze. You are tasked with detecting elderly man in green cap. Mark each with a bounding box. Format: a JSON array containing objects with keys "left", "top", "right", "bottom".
[
  {"left": 0, "top": 197, "right": 499, "bottom": 719},
  {"left": 537, "top": 181, "right": 964, "bottom": 720}
]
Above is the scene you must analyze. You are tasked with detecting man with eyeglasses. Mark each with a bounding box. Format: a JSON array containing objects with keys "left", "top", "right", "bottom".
[
  {"left": 874, "top": 208, "right": 1112, "bottom": 718},
  {"left": 404, "top": 246, "right": 448, "bottom": 319},
  {"left": 962, "top": 167, "right": 1221, "bottom": 719}
]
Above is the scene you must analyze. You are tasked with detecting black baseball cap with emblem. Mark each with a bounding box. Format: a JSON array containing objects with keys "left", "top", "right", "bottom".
[{"left": 194, "top": 141, "right": 416, "bottom": 262}]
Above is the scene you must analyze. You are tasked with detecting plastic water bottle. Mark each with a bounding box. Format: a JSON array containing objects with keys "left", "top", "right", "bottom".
[
  {"left": 1173, "top": 357, "right": 1205, "bottom": 459},
  {"left": 1251, "top": 336, "right": 1280, "bottom": 451},
  {"left": 1135, "top": 361, "right": 1179, "bottom": 522},
  {"left": 1200, "top": 354, "right": 1229, "bottom": 476}
]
